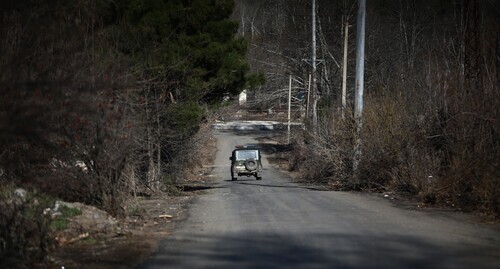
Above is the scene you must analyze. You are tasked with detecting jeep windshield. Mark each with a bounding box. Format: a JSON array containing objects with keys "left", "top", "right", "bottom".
[{"left": 235, "top": 150, "right": 260, "bottom": 161}]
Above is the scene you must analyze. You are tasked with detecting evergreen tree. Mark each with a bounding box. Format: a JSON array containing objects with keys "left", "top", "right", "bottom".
[{"left": 110, "top": 0, "right": 255, "bottom": 103}]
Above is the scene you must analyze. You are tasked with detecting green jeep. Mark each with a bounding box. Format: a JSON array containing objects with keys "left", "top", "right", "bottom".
[{"left": 229, "top": 146, "right": 262, "bottom": 181}]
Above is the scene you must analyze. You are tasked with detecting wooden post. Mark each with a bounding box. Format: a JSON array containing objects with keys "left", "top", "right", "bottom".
[
  {"left": 311, "top": 0, "right": 318, "bottom": 131},
  {"left": 287, "top": 75, "right": 292, "bottom": 144},
  {"left": 342, "top": 19, "right": 349, "bottom": 120},
  {"left": 306, "top": 73, "right": 311, "bottom": 117}
]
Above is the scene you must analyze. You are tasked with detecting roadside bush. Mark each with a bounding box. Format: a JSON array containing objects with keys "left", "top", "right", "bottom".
[
  {"left": 163, "top": 108, "right": 218, "bottom": 186},
  {"left": 437, "top": 73, "right": 500, "bottom": 217},
  {"left": 290, "top": 109, "right": 355, "bottom": 188},
  {"left": 359, "top": 94, "right": 441, "bottom": 195},
  {"left": 293, "top": 88, "right": 498, "bottom": 217},
  {"left": 0, "top": 186, "right": 53, "bottom": 268},
  {"left": 291, "top": 99, "right": 439, "bottom": 194}
]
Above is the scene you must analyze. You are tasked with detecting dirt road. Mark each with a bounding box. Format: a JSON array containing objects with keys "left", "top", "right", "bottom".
[{"left": 138, "top": 128, "right": 500, "bottom": 269}]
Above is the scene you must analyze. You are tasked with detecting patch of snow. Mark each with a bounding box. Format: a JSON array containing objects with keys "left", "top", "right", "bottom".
[
  {"left": 212, "top": 120, "right": 303, "bottom": 131},
  {"left": 14, "top": 188, "right": 27, "bottom": 199}
]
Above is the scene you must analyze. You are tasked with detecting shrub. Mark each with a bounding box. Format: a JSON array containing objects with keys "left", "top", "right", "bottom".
[
  {"left": 50, "top": 205, "right": 82, "bottom": 231},
  {"left": 0, "top": 186, "right": 54, "bottom": 268},
  {"left": 290, "top": 109, "right": 356, "bottom": 188}
]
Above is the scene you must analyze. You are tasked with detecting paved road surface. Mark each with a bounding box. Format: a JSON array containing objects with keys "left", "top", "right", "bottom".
[{"left": 138, "top": 129, "right": 500, "bottom": 269}]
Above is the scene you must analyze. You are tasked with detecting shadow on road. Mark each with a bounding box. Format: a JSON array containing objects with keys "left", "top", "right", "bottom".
[
  {"left": 232, "top": 180, "right": 325, "bottom": 191},
  {"left": 177, "top": 185, "right": 227, "bottom": 192},
  {"left": 138, "top": 231, "right": 499, "bottom": 269}
]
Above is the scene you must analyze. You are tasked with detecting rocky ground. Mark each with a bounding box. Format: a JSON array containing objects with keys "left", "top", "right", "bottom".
[{"left": 51, "top": 194, "right": 195, "bottom": 269}]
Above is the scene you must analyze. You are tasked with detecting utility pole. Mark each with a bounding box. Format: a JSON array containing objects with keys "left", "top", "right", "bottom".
[
  {"left": 287, "top": 75, "right": 292, "bottom": 144},
  {"left": 341, "top": 18, "right": 350, "bottom": 120},
  {"left": 353, "top": 0, "right": 366, "bottom": 172},
  {"left": 311, "top": 0, "right": 318, "bottom": 131}
]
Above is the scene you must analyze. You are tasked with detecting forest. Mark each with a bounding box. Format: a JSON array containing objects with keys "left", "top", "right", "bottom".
[
  {"left": 0, "top": 0, "right": 260, "bottom": 266},
  {"left": 0, "top": 0, "right": 499, "bottom": 267},
  {"left": 235, "top": 0, "right": 498, "bottom": 218}
]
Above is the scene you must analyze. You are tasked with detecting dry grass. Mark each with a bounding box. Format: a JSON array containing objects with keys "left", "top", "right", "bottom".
[{"left": 291, "top": 89, "right": 499, "bottom": 218}]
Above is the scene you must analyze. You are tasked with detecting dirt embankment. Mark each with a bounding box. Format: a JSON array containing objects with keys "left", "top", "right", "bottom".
[{"left": 52, "top": 195, "right": 193, "bottom": 269}]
